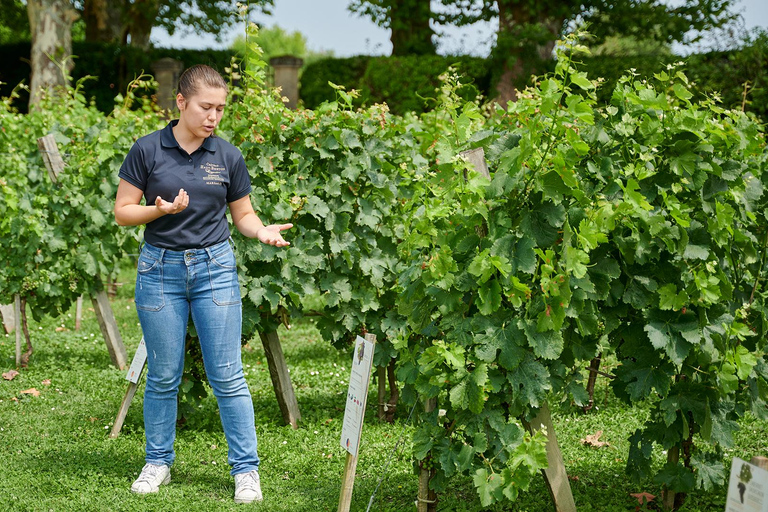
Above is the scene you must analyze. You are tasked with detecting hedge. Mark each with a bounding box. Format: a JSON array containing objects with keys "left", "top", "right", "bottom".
[
  {"left": 2, "top": 37, "right": 766, "bottom": 122},
  {"left": 300, "top": 41, "right": 768, "bottom": 121}
]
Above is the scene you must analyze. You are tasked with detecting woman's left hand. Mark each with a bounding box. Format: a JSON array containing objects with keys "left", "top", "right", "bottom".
[{"left": 257, "top": 224, "right": 293, "bottom": 247}]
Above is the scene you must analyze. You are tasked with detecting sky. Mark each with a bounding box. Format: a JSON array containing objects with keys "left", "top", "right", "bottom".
[{"left": 152, "top": 0, "right": 768, "bottom": 57}]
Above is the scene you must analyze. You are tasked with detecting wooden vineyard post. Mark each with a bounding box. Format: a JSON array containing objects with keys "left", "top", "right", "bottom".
[
  {"left": 75, "top": 295, "right": 83, "bottom": 330},
  {"left": 37, "top": 134, "right": 128, "bottom": 370},
  {"left": 14, "top": 295, "right": 22, "bottom": 366},
  {"left": 522, "top": 404, "right": 577, "bottom": 512},
  {"left": 259, "top": 330, "right": 301, "bottom": 429},
  {"left": 458, "top": 147, "right": 576, "bottom": 512},
  {"left": 91, "top": 290, "right": 128, "bottom": 369},
  {"left": 338, "top": 333, "right": 376, "bottom": 512},
  {"left": 752, "top": 456, "right": 768, "bottom": 471},
  {"left": 418, "top": 397, "right": 438, "bottom": 512},
  {"left": 377, "top": 366, "right": 387, "bottom": 421}
]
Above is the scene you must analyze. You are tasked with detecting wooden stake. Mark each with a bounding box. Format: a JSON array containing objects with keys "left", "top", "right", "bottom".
[
  {"left": 418, "top": 397, "right": 437, "bottom": 512},
  {"left": 524, "top": 403, "right": 577, "bottom": 512},
  {"left": 259, "top": 330, "right": 301, "bottom": 429},
  {"left": 338, "top": 333, "right": 376, "bottom": 512},
  {"left": 91, "top": 290, "right": 129, "bottom": 370},
  {"left": 109, "top": 370, "right": 145, "bottom": 439},
  {"left": 37, "top": 134, "right": 64, "bottom": 184},
  {"left": 14, "top": 295, "right": 21, "bottom": 367},
  {"left": 75, "top": 295, "right": 83, "bottom": 331},
  {"left": 751, "top": 456, "right": 768, "bottom": 471},
  {"left": 338, "top": 449, "right": 360, "bottom": 512},
  {"left": 377, "top": 366, "right": 387, "bottom": 421}
]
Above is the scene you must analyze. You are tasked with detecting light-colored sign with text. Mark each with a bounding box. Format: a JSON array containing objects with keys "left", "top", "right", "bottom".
[
  {"left": 340, "top": 335, "right": 375, "bottom": 458},
  {"left": 726, "top": 457, "right": 768, "bottom": 512},
  {"left": 125, "top": 337, "right": 146, "bottom": 384}
]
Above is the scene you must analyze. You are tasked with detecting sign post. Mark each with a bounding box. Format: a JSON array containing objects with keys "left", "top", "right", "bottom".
[
  {"left": 109, "top": 338, "right": 147, "bottom": 439},
  {"left": 337, "top": 333, "right": 376, "bottom": 512}
]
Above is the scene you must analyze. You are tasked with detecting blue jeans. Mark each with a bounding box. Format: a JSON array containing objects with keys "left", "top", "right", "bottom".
[{"left": 135, "top": 239, "right": 259, "bottom": 475}]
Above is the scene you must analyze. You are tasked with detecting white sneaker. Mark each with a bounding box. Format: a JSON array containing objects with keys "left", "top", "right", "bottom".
[
  {"left": 131, "top": 463, "right": 170, "bottom": 494},
  {"left": 234, "top": 470, "right": 263, "bottom": 504}
]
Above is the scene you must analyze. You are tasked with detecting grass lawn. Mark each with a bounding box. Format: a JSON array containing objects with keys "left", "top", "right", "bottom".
[{"left": 1, "top": 276, "right": 765, "bottom": 511}]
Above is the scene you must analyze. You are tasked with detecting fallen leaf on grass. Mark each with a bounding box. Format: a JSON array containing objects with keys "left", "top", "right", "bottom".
[
  {"left": 41, "top": 379, "right": 51, "bottom": 386},
  {"left": 55, "top": 327, "right": 68, "bottom": 332},
  {"left": 2, "top": 370, "right": 19, "bottom": 380},
  {"left": 20, "top": 388, "right": 40, "bottom": 397},
  {"left": 580, "top": 430, "right": 609, "bottom": 448},
  {"left": 630, "top": 491, "right": 655, "bottom": 506}
]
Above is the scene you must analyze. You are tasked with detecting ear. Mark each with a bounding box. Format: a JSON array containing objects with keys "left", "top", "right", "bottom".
[{"left": 176, "top": 93, "right": 186, "bottom": 111}]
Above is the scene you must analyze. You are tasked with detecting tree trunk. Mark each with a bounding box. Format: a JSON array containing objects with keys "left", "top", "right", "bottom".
[
  {"left": 83, "top": 0, "right": 125, "bottom": 43},
  {"left": 27, "top": 0, "right": 78, "bottom": 108},
  {"left": 493, "top": 0, "right": 563, "bottom": 104},
  {"left": 126, "top": 0, "right": 160, "bottom": 49},
  {"left": 389, "top": 0, "right": 435, "bottom": 56}
]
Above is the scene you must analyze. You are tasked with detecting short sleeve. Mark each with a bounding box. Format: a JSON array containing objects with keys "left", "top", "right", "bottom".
[
  {"left": 118, "top": 141, "right": 148, "bottom": 190},
  {"left": 227, "top": 153, "right": 252, "bottom": 203}
]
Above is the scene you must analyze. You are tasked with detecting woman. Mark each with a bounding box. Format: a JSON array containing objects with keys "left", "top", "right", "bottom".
[{"left": 114, "top": 64, "right": 291, "bottom": 504}]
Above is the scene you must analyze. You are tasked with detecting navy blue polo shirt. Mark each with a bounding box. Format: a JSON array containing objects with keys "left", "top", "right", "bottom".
[{"left": 119, "top": 121, "right": 252, "bottom": 250}]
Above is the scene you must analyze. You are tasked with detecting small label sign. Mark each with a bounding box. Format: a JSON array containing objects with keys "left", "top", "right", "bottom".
[
  {"left": 726, "top": 457, "right": 768, "bottom": 512},
  {"left": 340, "top": 335, "right": 375, "bottom": 458},
  {"left": 126, "top": 337, "right": 147, "bottom": 384}
]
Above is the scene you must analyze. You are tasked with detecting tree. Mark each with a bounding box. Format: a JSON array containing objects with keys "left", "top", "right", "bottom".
[
  {"left": 27, "top": 0, "right": 78, "bottom": 108},
  {"left": 349, "top": 0, "right": 436, "bottom": 55},
  {"left": 443, "top": 0, "right": 738, "bottom": 102},
  {"left": 78, "top": 0, "right": 274, "bottom": 49},
  {"left": 352, "top": 1, "right": 738, "bottom": 102}
]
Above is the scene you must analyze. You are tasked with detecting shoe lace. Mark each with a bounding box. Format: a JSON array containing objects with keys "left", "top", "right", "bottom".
[
  {"left": 237, "top": 471, "right": 259, "bottom": 491},
  {"left": 136, "top": 464, "right": 164, "bottom": 483}
]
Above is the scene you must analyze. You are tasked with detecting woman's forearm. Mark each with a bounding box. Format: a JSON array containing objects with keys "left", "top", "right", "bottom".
[
  {"left": 233, "top": 211, "right": 266, "bottom": 239},
  {"left": 115, "top": 204, "right": 166, "bottom": 227}
]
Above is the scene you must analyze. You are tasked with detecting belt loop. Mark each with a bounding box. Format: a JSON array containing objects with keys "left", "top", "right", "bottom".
[
  {"left": 228, "top": 236, "right": 236, "bottom": 251},
  {"left": 159, "top": 248, "right": 166, "bottom": 262}
]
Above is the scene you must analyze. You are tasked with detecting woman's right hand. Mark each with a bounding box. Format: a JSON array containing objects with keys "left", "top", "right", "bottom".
[{"left": 155, "top": 188, "right": 189, "bottom": 215}]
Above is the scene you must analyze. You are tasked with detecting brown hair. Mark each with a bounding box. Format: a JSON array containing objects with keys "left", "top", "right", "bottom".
[{"left": 177, "top": 64, "right": 228, "bottom": 98}]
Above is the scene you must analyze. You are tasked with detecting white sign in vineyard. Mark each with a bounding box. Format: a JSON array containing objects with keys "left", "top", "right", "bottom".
[
  {"left": 726, "top": 457, "right": 768, "bottom": 512},
  {"left": 340, "top": 335, "right": 375, "bottom": 458},
  {"left": 125, "top": 337, "right": 146, "bottom": 384}
]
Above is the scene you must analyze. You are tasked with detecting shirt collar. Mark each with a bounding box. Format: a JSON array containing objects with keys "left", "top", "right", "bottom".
[{"left": 160, "top": 120, "right": 218, "bottom": 153}]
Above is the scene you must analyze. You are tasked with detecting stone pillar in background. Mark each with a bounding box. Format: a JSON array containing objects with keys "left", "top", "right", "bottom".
[
  {"left": 269, "top": 56, "right": 304, "bottom": 109},
  {"left": 151, "top": 58, "right": 183, "bottom": 115}
]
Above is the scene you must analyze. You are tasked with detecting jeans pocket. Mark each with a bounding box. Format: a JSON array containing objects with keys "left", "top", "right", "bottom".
[
  {"left": 208, "top": 258, "right": 241, "bottom": 306},
  {"left": 136, "top": 254, "right": 165, "bottom": 311}
]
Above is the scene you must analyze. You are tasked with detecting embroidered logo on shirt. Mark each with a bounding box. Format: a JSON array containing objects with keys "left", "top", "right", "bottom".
[{"left": 201, "top": 162, "right": 226, "bottom": 185}]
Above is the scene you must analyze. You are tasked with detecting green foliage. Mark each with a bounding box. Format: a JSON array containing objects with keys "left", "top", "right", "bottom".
[
  {"left": 3, "top": 23, "right": 768, "bottom": 509},
  {"left": 0, "top": 0, "right": 29, "bottom": 44},
  {"left": 301, "top": 55, "right": 490, "bottom": 115},
  {"left": 298, "top": 56, "right": 372, "bottom": 110},
  {"left": 0, "top": 75, "right": 163, "bottom": 320},
  {"left": 230, "top": 25, "right": 333, "bottom": 68},
  {"left": 393, "top": 32, "right": 768, "bottom": 506}
]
